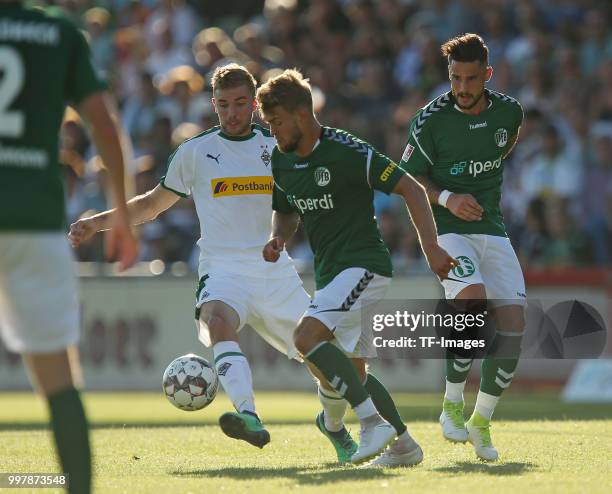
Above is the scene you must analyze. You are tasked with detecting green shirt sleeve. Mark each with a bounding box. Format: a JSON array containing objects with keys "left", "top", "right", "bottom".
[
  {"left": 399, "top": 111, "right": 436, "bottom": 176},
  {"left": 367, "top": 148, "right": 405, "bottom": 194},
  {"left": 272, "top": 181, "right": 295, "bottom": 213},
  {"left": 65, "top": 23, "right": 106, "bottom": 104}
]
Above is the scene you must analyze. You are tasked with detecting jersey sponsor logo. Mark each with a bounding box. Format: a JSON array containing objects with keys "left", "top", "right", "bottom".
[
  {"left": 380, "top": 162, "right": 398, "bottom": 182},
  {"left": 449, "top": 155, "right": 503, "bottom": 177},
  {"left": 494, "top": 128, "right": 508, "bottom": 147},
  {"left": 401, "top": 143, "right": 415, "bottom": 161},
  {"left": 314, "top": 166, "right": 331, "bottom": 186},
  {"left": 450, "top": 161, "right": 467, "bottom": 175},
  {"left": 469, "top": 122, "right": 488, "bottom": 129},
  {"left": 211, "top": 176, "right": 273, "bottom": 197},
  {"left": 288, "top": 193, "right": 334, "bottom": 214},
  {"left": 451, "top": 256, "right": 476, "bottom": 278}
]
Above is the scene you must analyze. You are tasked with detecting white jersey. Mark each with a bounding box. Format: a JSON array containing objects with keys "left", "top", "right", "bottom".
[{"left": 161, "top": 124, "right": 295, "bottom": 278}]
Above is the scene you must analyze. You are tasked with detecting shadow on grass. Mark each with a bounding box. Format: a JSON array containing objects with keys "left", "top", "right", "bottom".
[
  {"left": 171, "top": 464, "right": 399, "bottom": 485},
  {"left": 394, "top": 402, "right": 612, "bottom": 422},
  {"left": 432, "top": 461, "right": 537, "bottom": 476}
]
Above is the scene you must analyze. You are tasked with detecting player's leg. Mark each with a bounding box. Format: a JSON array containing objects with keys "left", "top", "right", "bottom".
[
  {"left": 254, "top": 275, "right": 359, "bottom": 462},
  {"left": 466, "top": 236, "right": 527, "bottom": 461},
  {"left": 195, "top": 276, "right": 268, "bottom": 448},
  {"left": 295, "top": 269, "right": 397, "bottom": 464},
  {"left": 0, "top": 233, "right": 90, "bottom": 494},
  {"left": 22, "top": 348, "right": 91, "bottom": 494},
  {"left": 437, "top": 234, "right": 485, "bottom": 443},
  {"left": 307, "top": 360, "right": 359, "bottom": 463}
]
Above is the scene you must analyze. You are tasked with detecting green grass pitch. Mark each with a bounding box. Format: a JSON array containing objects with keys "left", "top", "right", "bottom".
[{"left": 0, "top": 391, "right": 611, "bottom": 493}]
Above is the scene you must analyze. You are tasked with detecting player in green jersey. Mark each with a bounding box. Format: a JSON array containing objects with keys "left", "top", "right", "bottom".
[
  {"left": 400, "top": 33, "right": 525, "bottom": 462},
  {"left": 0, "top": 2, "right": 138, "bottom": 492},
  {"left": 256, "top": 69, "right": 456, "bottom": 465}
]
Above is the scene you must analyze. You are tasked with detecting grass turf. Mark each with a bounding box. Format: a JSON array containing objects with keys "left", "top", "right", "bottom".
[{"left": 0, "top": 391, "right": 611, "bottom": 493}]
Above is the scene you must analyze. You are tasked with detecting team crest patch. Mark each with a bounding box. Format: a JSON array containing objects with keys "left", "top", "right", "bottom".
[
  {"left": 401, "top": 143, "right": 415, "bottom": 162},
  {"left": 314, "top": 166, "right": 331, "bottom": 186},
  {"left": 494, "top": 128, "right": 508, "bottom": 147},
  {"left": 452, "top": 255, "right": 476, "bottom": 278},
  {"left": 260, "top": 146, "right": 271, "bottom": 167}
]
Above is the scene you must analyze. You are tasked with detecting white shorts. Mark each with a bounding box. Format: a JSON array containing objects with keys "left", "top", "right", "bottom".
[
  {"left": 438, "top": 233, "right": 526, "bottom": 306},
  {"left": 305, "top": 268, "right": 391, "bottom": 358},
  {"left": 0, "top": 233, "right": 80, "bottom": 353},
  {"left": 195, "top": 266, "right": 310, "bottom": 359}
]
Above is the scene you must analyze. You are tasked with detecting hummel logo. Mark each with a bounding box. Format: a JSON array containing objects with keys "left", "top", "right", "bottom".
[
  {"left": 469, "top": 122, "right": 487, "bottom": 129},
  {"left": 207, "top": 153, "right": 221, "bottom": 164},
  {"left": 294, "top": 163, "right": 309, "bottom": 169}
]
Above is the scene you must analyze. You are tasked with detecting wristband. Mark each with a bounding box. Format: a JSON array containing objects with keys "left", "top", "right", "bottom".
[{"left": 438, "top": 189, "right": 452, "bottom": 208}]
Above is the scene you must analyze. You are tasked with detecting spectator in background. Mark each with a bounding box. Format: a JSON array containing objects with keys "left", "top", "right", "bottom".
[
  {"left": 122, "top": 72, "right": 160, "bottom": 154},
  {"left": 581, "top": 123, "right": 612, "bottom": 265},
  {"left": 156, "top": 66, "right": 213, "bottom": 129},
  {"left": 84, "top": 7, "right": 114, "bottom": 79},
  {"left": 520, "top": 124, "right": 583, "bottom": 206},
  {"left": 146, "top": 19, "right": 193, "bottom": 80}
]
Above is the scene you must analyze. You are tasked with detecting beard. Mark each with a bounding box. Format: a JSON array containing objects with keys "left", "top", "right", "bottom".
[
  {"left": 454, "top": 89, "right": 485, "bottom": 110},
  {"left": 277, "top": 128, "right": 303, "bottom": 153}
]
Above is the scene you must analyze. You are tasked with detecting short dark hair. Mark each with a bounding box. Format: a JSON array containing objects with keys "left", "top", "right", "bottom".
[
  {"left": 211, "top": 63, "right": 257, "bottom": 96},
  {"left": 256, "top": 69, "right": 313, "bottom": 114},
  {"left": 441, "top": 33, "right": 489, "bottom": 65}
]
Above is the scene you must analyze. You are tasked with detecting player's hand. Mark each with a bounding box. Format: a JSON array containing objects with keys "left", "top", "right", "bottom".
[
  {"left": 423, "top": 243, "right": 458, "bottom": 280},
  {"left": 446, "top": 193, "right": 483, "bottom": 221},
  {"left": 263, "top": 236, "right": 285, "bottom": 262},
  {"left": 69, "top": 217, "right": 100, "bottom": 247},
  {"left": 105, "top": 215, "right": 139, "bottom": 272}
]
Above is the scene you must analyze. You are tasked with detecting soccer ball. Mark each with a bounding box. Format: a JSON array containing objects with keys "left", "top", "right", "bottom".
[{"left": 162, "top": 354, "right": 218, "bottom": 411}]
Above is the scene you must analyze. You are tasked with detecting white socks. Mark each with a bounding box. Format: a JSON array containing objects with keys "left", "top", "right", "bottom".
[
  {"left": 353, "top": 397, "right": 379, "bottom": 422},
  {"left": 318, "top": 387, "right": 348, "bottom": 432},
  {"left": 213, "top": 341, "right": 256, "bottom": 415},
  {"left": 474, "top": 391, "right": 500, "bottom": 420},
  {"left": 444, "top": 379, "right": 467, "bottom": 403}
]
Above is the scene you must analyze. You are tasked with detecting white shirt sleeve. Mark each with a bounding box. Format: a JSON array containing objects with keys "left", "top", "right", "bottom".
[{"left": 161, "top": 145, "right": 194, "bottom": 197}]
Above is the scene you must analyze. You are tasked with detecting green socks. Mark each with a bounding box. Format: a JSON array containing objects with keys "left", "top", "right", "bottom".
[
  {"left": 48, "top": 388, "right": 91, "bottom": 494},
  {"left": 365, "top": 373, "right": 407, "bottom": 436},
  {"left": 480, "top": 332, "right": 523, "bottom": 396},
  {"left": 305, "top": 342, "right": 369, "bottom": 407}
]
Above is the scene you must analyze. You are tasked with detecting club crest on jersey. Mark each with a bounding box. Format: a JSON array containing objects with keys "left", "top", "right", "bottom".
[
  {"left": 314, "top": 166, "right": 331, "bottom": 186},
  {"left": 260, "top": 146, "right": 271, "bottom": 167},
  {"left": 494, "top": 128, "right": 508, "bottom": 147},
  {"left": 452, "top": 256, "right": 476, "bottom": 278}
]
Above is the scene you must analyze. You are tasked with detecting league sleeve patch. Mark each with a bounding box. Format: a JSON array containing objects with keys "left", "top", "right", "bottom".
[{"left": 401, "top": 143, "right": 415, "bottom": 162}]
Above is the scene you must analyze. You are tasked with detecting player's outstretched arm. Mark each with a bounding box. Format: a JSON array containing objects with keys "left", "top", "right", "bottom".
[
  {"left": 79, "top": 91, "right": 139, "bottom": 270},
  {"left": 263, "top": 211, "right": 300, "bottom": 262},
  {"left": 414, "top": 175, "right": 483, "bottom": 222},
  {"left": 392, "top": 174, "right": 457, "bottom": 279},
  {"left": 69, "top": 185, "right": 179, "bottom": 247}
]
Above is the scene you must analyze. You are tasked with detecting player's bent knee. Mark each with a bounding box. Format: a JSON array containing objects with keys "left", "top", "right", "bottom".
[
  {"left": 201, "top": 314, "right": 238, "bottom": 344},
  {"left": 293, "top": 318, "right": 332, "bottom": 356}
]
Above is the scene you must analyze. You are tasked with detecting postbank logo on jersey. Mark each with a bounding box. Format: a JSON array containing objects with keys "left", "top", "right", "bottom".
[{"left": 211, "top": 176, "right": 273, "bottom": 197}]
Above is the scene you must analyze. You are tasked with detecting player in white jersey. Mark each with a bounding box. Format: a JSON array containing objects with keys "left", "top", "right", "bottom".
[{"left": 70, "top": 64, "right": 313, "bottom": 449}]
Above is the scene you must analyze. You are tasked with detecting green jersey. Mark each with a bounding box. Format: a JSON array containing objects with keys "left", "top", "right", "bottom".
[
  {"left": 272, "top": 127, "right": 405, "bottom": 289},
  {"left": 400, "top": 89, "right": 523, "bottom": 237},
  {"left": 0, "top": 3, "right": 106, "bottom": 231}
]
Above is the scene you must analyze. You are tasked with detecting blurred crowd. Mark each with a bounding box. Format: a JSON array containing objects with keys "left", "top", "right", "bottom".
[{"left": 53, "top": 0, "right": 612, "bottom": 272}]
